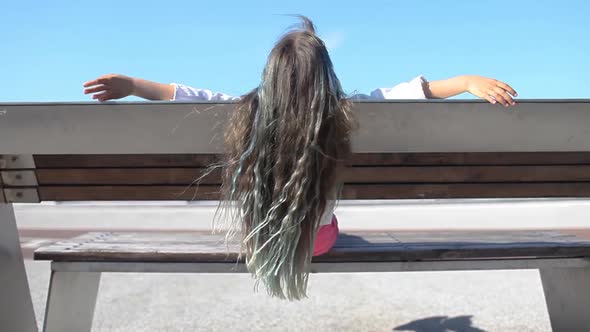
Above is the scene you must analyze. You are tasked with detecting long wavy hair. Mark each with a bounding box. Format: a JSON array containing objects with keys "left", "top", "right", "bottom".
[{"left": 218, "top": 16, "right": 356, "bottom": 300}]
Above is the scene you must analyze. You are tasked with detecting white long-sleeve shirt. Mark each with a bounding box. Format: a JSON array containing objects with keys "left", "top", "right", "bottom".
[
  {"left": 171, "top": 76, "right": 430, "bottom": 225},
  {"left": 170, "top": 75, "right": 429, "bottom": 102}
]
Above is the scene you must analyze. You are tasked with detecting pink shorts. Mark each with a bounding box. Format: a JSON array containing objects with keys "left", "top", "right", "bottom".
[{"left": 313, "top": 215, "right": 339, "bottom": 256}]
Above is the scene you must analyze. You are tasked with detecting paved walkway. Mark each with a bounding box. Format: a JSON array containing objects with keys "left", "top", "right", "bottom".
[{"left": 26, "top": 261, "right": 551, "bottom": 331}]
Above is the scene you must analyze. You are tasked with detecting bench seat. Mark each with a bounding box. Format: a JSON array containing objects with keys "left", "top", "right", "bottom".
[
  {"left": 33, "top": 230, "right": 590, "bottom": 331},
  {"left": 34, "top": 230, "right": 590, "bottom": 266}
]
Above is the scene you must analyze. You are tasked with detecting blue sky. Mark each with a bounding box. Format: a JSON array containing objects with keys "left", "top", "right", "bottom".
[{"left": 1, "top": 0, "right": 588, "bottom": 101}]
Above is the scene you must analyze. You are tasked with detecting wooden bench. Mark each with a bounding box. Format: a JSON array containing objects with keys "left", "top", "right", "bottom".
[{"left": 2, "top": 100, "right": 590, "bottom": 331}]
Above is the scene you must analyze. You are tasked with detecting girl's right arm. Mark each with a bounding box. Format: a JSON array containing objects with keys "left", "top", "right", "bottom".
[
  {"left": 83, "top": 74, "right": 175, "bottom": 101},
  {"left": 83, "top": 74, "right": 235, "bottom": 102}
]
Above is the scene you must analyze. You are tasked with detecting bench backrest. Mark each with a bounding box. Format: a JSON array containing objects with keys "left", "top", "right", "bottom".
[{"left": 2, "top": 100, "right": 590, "bottom": 203}]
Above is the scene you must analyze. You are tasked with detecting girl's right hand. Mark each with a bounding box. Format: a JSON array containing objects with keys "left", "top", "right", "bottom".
[{"left": 83, "top": 74, "right": 135, "bottom": 102}]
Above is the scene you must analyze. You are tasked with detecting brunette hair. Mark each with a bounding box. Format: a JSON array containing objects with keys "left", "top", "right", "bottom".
[{"left": 219, "top": 16, "right": 356, "bottom": 300}]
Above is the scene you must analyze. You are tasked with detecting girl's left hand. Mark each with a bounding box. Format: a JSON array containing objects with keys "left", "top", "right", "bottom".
[{"left": 464, "top": 75, "right": 518, "bottom": 107}]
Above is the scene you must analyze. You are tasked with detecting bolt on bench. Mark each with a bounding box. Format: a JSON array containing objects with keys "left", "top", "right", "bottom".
[{"left": 2, "top": 100, "right": 590, "bottom": 332}]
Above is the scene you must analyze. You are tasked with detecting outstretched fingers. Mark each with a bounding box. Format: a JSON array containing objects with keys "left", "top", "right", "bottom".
[
  {"left": 91, "top": 90, "right": 114, "bottom": 102},
  {"left": 496, "top": 81, "right": 518, "bottom": 97},
  {"left": 83, "top": 77, "right": 108, "bottom": 88},
  {"left": 83, "top": 84, "right": 108, "bottom": 95},
  {"left": 489, "top": 86, "right": 515, "bottom": 107}
]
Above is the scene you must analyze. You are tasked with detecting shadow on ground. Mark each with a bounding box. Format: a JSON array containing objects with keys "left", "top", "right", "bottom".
[{"left": 394, "top": 315, "right": 486, "bottom": 332}]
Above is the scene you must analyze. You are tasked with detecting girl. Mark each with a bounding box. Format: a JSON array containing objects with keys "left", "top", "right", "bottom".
[{"left": 83, "top": 17, "right": 517, "bottom": 300}]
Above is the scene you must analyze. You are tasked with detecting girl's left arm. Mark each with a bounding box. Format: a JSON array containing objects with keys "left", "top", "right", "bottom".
[
  {"left": 426, "top": 75, "right": 518, "bottom": 107},
  {"left": 373, "top": 75, "right": 518, "bottom": 107}
]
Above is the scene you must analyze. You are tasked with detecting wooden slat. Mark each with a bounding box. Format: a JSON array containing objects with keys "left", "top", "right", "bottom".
[
  {"left": 340, "top": 166, "right": 590, "bottom": 183},
  {"left": 341, "top": 183, "right": 590, "bottom": 199},
  {"left": 36, "top": 168, "right": 221, "bottom": 185},
  {"left": 34, "top": 152, "right": 590, "bottom": 169},
  {"left": 39, "top": 186, "right": 222, "bottom": 201},
  {"left": 350, "top": 152, "right": 590, "bottom": 166},
  {"left": 34, "top": 154, "right": 223, "bottom": 168},
  {"left": 33, "top": 230, "right": 590, "bottom": 263},
  {"left": 37, "top": 182, "right": 590, "bottom": 201},
  {"left": 34, "top": 165, "right": 590, "bottom": 185}
]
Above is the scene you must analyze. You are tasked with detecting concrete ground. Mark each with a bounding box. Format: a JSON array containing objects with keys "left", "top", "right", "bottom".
[
  {"left": 18, "top": 199, "right": 584, "bottom": 332},
  {"left": 26, "top": 262, "right": 551, "bottom": 332}
]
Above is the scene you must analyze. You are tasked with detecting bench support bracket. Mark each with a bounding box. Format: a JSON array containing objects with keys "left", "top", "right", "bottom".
[
  {"left": 0, "top": 203, "right": 38, "bottom": 332},
  {"left": 43, "top": 271, "right": 101, "bottom": 332},
  {"left": 540, "top": 267, "right": 590, "bottom": 331}
]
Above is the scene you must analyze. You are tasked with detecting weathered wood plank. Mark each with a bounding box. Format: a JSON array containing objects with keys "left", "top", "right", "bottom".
[
  {"left": 81, "top": 232, "right": 397, "bottom": 245},
  {"left": 33, "top": 230, "right": 590, "bottom": 263},
  {"left": 36, "top": 168, "right": 222, "bottom": 185},
  {"left": 34, "top": 154, "right": 223, "bottom": 168},
  {"left": 69, "top": 231, "right": 587, "bottom": 247},
  {"left": 37, "top": 182, "right": 590, "bottom": 201},
  {"left": 340, "top": 183, "right": 590, "bottom": 199},
  {"left": 38, "top": 186, "right": 222, "bottom": 201},
  {"left": 350, "top": 152, "right": 590, "bottom": 166},
  {"left": 385, "top": 230, "right": 588, "bottom": 243},
  {"left": 34, "top": 165, "right": 590, "bottom": 185},
  {"left": 342, "top": 166, "right": 590, "bottom": 183},
  {"left": 33, "top": 152, "right": 590, "bottom": 169}
]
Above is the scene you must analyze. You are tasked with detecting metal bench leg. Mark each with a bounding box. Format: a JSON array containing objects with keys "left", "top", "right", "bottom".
[
  {"left": 0, "top": 203, "right": 38, "bottom": 332},
  {"left": 540, "top": 267, "right": 590, "bottom": 331},
  {"left": 43, "top": 270, "right": 101, "bottom": 332}
]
